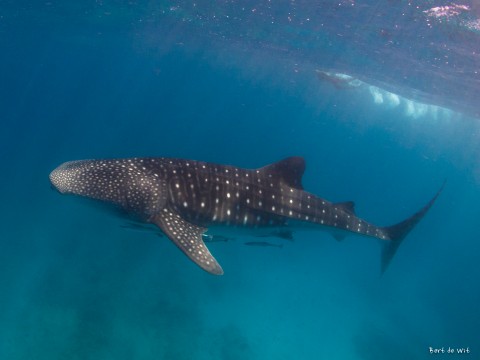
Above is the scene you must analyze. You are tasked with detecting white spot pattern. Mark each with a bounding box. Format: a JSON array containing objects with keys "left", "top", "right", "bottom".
[{"left": 50, "top": 156, "right": 397, "bottom": 275}]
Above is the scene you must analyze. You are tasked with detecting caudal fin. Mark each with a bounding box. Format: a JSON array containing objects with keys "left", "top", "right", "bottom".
[{"left": 380, "top": 181, "right": 445, "bottom": 274}]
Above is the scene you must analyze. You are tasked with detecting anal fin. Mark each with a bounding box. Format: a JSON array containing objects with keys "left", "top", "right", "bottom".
[
  {"left": 150, "top": 208, "right": 224, "bottom": 275},
  {"left": 333, "top": 233, "right": 346, "bottom": 242}
]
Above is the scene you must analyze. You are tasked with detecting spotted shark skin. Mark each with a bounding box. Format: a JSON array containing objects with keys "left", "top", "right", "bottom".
[{"left": 49, "top": 157, "right": 443, "bottom": 275}]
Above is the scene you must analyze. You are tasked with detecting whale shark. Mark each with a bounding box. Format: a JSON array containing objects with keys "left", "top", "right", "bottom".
[{"left": 49, "top": 157, "right": 443, "bottom": 275}]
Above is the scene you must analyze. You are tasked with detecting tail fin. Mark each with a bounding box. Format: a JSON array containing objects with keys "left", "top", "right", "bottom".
[{"left": 380, "top": 181, "right": 445, "bottom": 274}]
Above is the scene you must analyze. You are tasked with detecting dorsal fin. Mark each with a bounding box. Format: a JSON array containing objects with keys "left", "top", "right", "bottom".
[
  {"left": 335, "top": 201, "right": 356, "bottom": 214},
  {"left": 260, "top": 157, "right": 305, "bottom": 190}
]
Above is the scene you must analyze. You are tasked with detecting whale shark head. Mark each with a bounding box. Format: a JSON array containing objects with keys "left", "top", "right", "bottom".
[{"left": 49, "top": 159, "right": 168, "bottom": 217}]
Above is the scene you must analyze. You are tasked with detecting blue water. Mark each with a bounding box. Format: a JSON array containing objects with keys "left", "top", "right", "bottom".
[{"left": 1, "top": 1, "right": 479, "bottom": 359}]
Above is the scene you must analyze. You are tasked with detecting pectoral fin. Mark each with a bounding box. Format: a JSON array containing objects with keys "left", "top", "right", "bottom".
[{"left": 150, "top": 208, "right": 224, "bottom": 275}]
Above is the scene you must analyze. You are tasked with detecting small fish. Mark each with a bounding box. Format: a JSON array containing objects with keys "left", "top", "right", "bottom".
[
  {"left": 244, "top": 241, "right": 283, "bottom": 249},
  {"left": 255, "top": 230, "right": 294, "bottom": 241},
  {"left": 203, "top": 234, "right": 233, "bottom": 243},
  {"left": 121, "top": 222, "right": 164, "bottom": 237},
  {"left": 120, "top": 222, "right": 154, "bottom": 232}
]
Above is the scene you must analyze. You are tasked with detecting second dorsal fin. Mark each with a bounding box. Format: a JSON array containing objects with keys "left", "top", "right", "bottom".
[{"left": 335, "top": 201, "right": 356, "bottom": 214}]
